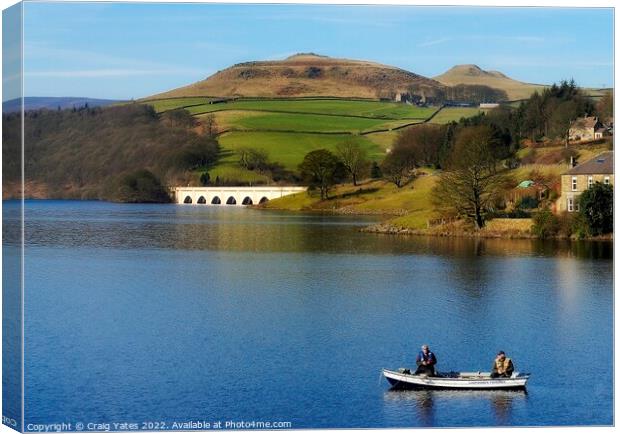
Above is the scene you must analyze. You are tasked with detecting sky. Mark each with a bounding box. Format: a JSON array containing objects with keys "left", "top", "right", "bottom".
[{"left": 4, "top": 2, "right": 615, "bottom": 100}]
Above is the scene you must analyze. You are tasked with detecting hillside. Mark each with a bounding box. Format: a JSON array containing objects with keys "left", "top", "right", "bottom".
[
  {"left": 2, "top": 104, "right": 218, "bottom": 200},
  {"left": 147, "top": 53, "right": 444, "bottom": 99},
  {"left": 138, "top": 96, "right": 470, "bottom": 185},
  {"left": 434, "top": 64, "right": 545, "bottom": 101}
]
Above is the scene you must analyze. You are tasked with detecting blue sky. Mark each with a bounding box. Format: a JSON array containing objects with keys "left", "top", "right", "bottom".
[{"left": 11, "top": 2, "right": 616, "bottom": 100}]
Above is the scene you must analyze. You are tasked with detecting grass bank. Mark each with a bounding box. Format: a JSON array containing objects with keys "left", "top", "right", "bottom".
[
  {"left": 362, "top": 218, "right": 535, "bottom": 238},
  {"left": 261, "top": 172, "right": 438, "bottom": 224}
]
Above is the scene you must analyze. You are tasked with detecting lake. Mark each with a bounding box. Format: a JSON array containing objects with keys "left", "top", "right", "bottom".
[{"left": 3, "top": 200, "right": 614, "bottom": 429}]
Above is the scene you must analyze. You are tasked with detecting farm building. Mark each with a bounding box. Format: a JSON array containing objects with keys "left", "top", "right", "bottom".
[
  {"left": 556, "top": 151, "right": 614, "bottom": 213},
  {"left": 568, "top": 116, "right": 604, "bottom": 142}
]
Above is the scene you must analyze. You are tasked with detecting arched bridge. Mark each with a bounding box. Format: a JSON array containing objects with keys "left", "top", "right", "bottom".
[{"left": 173, "top": 186, "right": 307, "bottom": 206}]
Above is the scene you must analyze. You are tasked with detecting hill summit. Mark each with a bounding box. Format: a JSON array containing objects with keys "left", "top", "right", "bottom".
[
  {"left": 148, "top": 54, "right": 444, "bottom": 100},
  {"left": 434, "top": 64, "right": 545, "bottom": 100}
]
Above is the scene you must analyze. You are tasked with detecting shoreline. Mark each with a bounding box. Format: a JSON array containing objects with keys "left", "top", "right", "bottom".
[
  {"left": 3, "top": 196, "right": 613, "bottom": 242},
  {"left": 361, "top": 221, "right": 614, "bottom": 241}
]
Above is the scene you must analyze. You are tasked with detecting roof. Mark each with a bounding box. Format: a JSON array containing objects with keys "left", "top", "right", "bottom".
[
  {"left": 570, "top": 116, "right": 599, "bottom": 130},
  {"left": 517, "top": 180, "right": 534, "bottom": 188},
  {"left": 566, "top": 151, "right": 614, "bottom": 175}
]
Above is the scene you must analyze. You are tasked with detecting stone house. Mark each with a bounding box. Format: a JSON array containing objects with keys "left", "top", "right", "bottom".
[
  {"left": 556, "top": 151, "right": 614, "bottom": 213},
  {"left": 568, "top": 116, "right": 604, "bottom": 142}
]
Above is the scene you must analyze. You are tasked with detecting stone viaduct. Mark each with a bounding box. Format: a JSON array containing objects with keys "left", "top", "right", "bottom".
[{"left": 172, "top": 186, "right": 307, "bottom": 206}]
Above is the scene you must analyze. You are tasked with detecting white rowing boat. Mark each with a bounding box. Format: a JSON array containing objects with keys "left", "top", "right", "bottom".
[{"left": 383, "top": 368, "right": 530, "bottom": 390}]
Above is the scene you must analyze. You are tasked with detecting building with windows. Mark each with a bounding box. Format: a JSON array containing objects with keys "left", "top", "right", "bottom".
[
  {"left": 568, "top": 116, "right": 604, "bottom": 142},
  {"left": 557, "top": 151, "right": 614, "bottom": 213}
]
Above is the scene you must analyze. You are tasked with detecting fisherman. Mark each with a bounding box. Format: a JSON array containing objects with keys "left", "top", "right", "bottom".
[
  {"left": 491, "top": 351, "right": 514, "bottom": 378},
  {"left": 414, "top": 344, "right": 437, "bottom": 376}
]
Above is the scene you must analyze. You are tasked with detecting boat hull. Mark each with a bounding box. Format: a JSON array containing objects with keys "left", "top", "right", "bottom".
[{"left": 383, "top": 369, "right": 529, "bottom": 390}]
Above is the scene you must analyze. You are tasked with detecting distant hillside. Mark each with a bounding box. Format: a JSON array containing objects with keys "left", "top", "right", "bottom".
[
  {"left": 2, "top": 96, "right": 122, "bottom": 113},
  {"left": 148, "top": 53, "right": 445, "bottom": 100},
  {"left": 2, "top": 104, "right": 218, "bottom": 201},
  {"left": 434, "top": 64, "right": 546, "bottom": 101}
]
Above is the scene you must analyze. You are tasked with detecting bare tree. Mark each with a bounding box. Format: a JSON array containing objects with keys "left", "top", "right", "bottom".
[
  {"left": 550, "top": 100, "right": 578, "bottom": 148},
  {"left": 380, "top": 152, "right": 413, "bottom": 188},
  {"left": 432, "top": 126, "right": 512, "bottom": 229},
  {"left": 335, "top": 140, "right": 370, "bottom": 186},
  {"left": 394, "top": 124, "right": 445, "bottom": 167},
  {"left": 380, "top": 142, "right": 417, "bottom": 188},
  {"left": 203, "top": 113, "right": 218, "bottom": 138}
]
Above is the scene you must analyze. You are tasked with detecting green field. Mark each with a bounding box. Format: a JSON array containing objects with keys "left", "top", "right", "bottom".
[
  {"left": 139, "top": 98, "right": 484, "bottom": 183},
  {"left": 429, "top": 107, "right": 484, "bottom": 124},
  {"left": 263, "top": 172, "right": 438, "bottom": 227},
  {"left": 218, "top": 131, "right": 384, "bottom": 170},
  {"left": 207, "top": 162, "right": 272, "bottom": 184},
  {"left": 221, "top": 111, "right": 408, "bottom": 133},
  {"left": 147, "top": 97, "right": 436, "bottom": 119}
]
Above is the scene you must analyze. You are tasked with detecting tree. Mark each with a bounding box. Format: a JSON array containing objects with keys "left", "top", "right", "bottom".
[
  {"left": 203, "top": 113, "right": 218, "bottom": 138},
  {"left": 550, "top": 100, "right": 578, "bottom": 148},
  {"left": 173, "top": 136, "right": 220, "bottom": 171},
  {"left": 579, "top": 182, "right": 613, "bottom": 235},
  {"left": 531, "top": 208, "right": 559, "bottom": 239},
  {"left": 199, "top": 171, "right": 210, "bottom": 186},
  {"left": 370, "top": 161, "right": 382, "bottom": 179},
  {"left": 115, "top": 169, "right": 170, "bottom": 203},
  {"left": 238, "top": 147, "right": 269, "bottom": 172},
  {"left": 596, "top": 91, "right": 613, "bottom": 124},
  {"left": 298, "top": 149, "right": 344, "bottom": 200},
  {"left": 518, "top": 79, "right": 594, "bottom": 143},
  {"left": 394, "top": 124, "right": 445, "bottom": 168},
  {"left": 380, "top": 151, "right": 413, "bottom": 188},
  {"left": 161, "top": 108, "right": 195, "bottom": 129},
  {"left": 432, "top": 126, "right": 512, "bottom": 229},
  {"left": 380, "top": 135, "right": 418, "bottom": 188},
  {"left": 335, "top": 139, "right": 370, "bottom": 186}
]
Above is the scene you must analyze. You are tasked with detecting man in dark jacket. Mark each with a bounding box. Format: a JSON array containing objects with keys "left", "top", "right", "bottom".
[
  {"left": 491, "top": 351, "right": 514, "bottom": 378},
  {"left": 414, "top": 344, "right": 437, "bottom": 376}
]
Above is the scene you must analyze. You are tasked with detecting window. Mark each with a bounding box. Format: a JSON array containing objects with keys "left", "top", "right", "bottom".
[
  {"left": 568, "top": 197, "right": 574, "bottom": 212},
  {"left": 588, "top": 176, "right": 593, "bottom": 188},
  {"left": 572, "top": 176, "right": 578, "bottom": 191},
  {"left": 604, "top": 176, "right": 610, "bottom": 185}
]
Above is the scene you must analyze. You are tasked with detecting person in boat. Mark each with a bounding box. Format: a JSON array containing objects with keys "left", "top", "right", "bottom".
[
  {"left": 414, "top": 344, "right": 437, "bottom": 376},
  {"left": 491, "top": 351, "right": 514, "bottom": 378}
]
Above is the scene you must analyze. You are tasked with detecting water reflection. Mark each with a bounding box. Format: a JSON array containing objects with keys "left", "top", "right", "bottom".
[
  {"left": 12, "top": 200, "right": 613, "bottom": 427},
  {"left": 2, "top": 201, "right": 613, "bottom": 260},
  {"left": 384, "top": 388, "right": 527, "bottom": 426}
]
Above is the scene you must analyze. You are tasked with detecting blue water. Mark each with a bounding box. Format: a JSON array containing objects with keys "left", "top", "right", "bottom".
[{"left": 4, "top": 200, "right": 614, "bottom": 428}]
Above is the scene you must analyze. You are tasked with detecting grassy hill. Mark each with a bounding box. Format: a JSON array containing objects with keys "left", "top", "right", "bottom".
[
  {"left": 434, "top": 64, "right": 545, "bottom": 101},
  {"left": 147, "top": 53, "right": 444, "bottom": 99},
  {"left": 141, "top": 96, "right": 451, "bottom": 184},
  {"left": 140, "top": 55, "right": 551, "bottom": 185}
]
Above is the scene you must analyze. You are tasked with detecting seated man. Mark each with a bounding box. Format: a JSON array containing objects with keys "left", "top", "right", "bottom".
[
  {"left": 491, "top": 351, "right": 514, "bottom": 378},
  {"left": 414, "top": 344, "right": 437, "bottom": 376}
]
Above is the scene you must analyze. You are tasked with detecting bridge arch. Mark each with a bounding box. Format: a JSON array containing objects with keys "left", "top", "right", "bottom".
[{"left": 175, "top": 186, "right": 306, "bottom": 206}]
